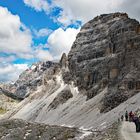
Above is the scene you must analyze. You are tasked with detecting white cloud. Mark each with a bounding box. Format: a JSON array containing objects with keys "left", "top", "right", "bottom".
[
  {"left": 53, "top": 0, "right": 140, "bottom": 25},
  {"left": 24, "top": 0, "right": 49, "bottom": 12},
  {"left": 17, "top": 53, "right": 34, "bottom": 59},
  {"left": 31, "top": 27, "right": 80, "bottom": 61},
  {"left": 35, "top": 49, "right": 53, "bottom": 61},
  {"left": 52, "top": 0, "right": 140, "bottom": 25},
  {"left": 0, "top": 56, "right": 16, "bottom": 63},
  {"left": 0, "top": 63, "right": 28, "bottom": 83},
  {"left": 23, "top": 0, "right": 140, "bottom": 26},
  {"left": 118, "top": 0, "right": 140, "bottom": 22},
  {"left": 33, "top": 28, "right": 52, "bottom": 38},
  {"left": 48, "top": 27, "right": 80, "bottom": 59},
  {"left": 0, "top": 6, "right": 32, "bottom": 58},
  {"left": 52, "top": 0, "right": 118, "bottom": 25}
]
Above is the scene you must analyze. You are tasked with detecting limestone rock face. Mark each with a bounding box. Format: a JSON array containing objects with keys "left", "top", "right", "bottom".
[
  {"left": 68, "top": 13, "right": 140, "bottom": 112},
  {"left": 48, "top": 88, "right": 73, "bottom": 110},
  {"left": 13, "top": 61, "right": 60, "bottom": 98},
  {"left": 60, "top": 53, "right": 68, "bottom": 69}
]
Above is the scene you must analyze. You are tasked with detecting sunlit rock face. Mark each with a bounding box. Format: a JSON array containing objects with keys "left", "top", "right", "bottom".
[
  {"left": 68, "top": 12, "right": 140, "bottom": 112},
  {"left": 60, "top": 53, "right": 68, "bottom": 69},
  {"left": 13, "top": 61, "right": 61, "bottom": 98}
]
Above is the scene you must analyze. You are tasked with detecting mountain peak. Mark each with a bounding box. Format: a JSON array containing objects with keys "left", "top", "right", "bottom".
[{"left": 68, "top": 12, "right": 140, "bottom": 112}]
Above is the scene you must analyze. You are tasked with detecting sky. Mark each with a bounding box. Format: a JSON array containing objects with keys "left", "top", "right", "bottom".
[{"left": 0, "top": 0, "right": 140, "bottom": 83}]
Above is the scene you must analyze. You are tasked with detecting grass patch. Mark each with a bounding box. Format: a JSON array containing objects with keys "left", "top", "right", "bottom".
[{"left": 0, "top": 107, "right": 7, "bottom": 114}]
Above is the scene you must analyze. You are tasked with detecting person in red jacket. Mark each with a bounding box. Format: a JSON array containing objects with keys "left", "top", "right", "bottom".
[{"left": 129, "top": 111, "right": 134, "bottom": 122}]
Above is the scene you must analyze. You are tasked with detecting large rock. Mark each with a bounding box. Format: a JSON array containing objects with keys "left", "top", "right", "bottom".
[
  {"left": 48, "top": 88, "right": 73, "bottom": 110},
  {"left": 60, "top": 53, "right": 68, "bottom": 69},
  {"left": 68, "top": 12, "right": 140, "bottom": 112}
]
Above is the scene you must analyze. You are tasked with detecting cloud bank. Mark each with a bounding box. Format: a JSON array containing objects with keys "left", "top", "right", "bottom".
[
  {"left": 23, "top": 0, "right": 140, "bottom": 25},
  {"left": 0, "top": 6, "right": 53, "bottom": 83},
  {"left": 0, "top": 6, "right": 32, "bottom": 58},
  {"left": 23, "top": 0, "right": 49, "bottom": 12},
  {"left": 48, "top": 27, "right": 80, "bottom": 59},
  {"left": 0, "top": 63, "right": 28, "bottom": 83}
]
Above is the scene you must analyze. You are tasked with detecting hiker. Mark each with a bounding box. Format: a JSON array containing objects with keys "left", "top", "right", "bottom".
[
  {"left": 129, "top": 111, "right": 134, "bottom": 122},
  {"left": 125, "top": 111, "right": 128, "bottom": 121},
  {"left": 133, "top": 113, "right": 140, "bottom": 132},
  {"left": 118, "top": 118, "right": 120, "bottom": 122},
  {"left": 121, "top": 115, "right": 124, "bottom": 121}
]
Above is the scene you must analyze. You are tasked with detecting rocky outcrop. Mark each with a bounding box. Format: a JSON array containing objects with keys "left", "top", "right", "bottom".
[
  {"left": 60, "top": 53, "right": 68, "bottom": 69},
  {"left": 48, "top": 88, "right": 73, "bottom": 110},
  {"left": 68, "top": 12, "right": 140, "bottom": 112},
  {"left": 12, "top": 61, "right": 61, "bottom": 98},
  {"left": 0, "top": 87, "right": 23, "bottom": 100}
]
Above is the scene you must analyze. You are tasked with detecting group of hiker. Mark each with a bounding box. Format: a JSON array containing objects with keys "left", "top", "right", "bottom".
[{"left": 121, "top": 110, "right": 140, "bottom": 133}]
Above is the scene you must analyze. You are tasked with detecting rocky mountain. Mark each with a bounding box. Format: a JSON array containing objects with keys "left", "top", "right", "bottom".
[
  {"left": 14, "top": 61, "right": 61, "bottom": 98},
  {"left": 68, "top": 12, "right": 140, "bottom": 112},
  {"left": 1, "top": 12, "right": 140, "bottom": 140},
  {"left": 0, "top": 61, "right": 61, "bottom": 99}
]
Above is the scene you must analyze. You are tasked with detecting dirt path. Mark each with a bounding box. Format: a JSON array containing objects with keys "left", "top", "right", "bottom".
[{"left": 121, "top": 121, "right": 140, "bottom": 140}]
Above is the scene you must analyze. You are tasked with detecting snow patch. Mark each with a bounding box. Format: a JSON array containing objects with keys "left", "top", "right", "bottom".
[
  {"left": 56, "top": 74, "right": 64, "bottom": 87},
  {"left": 78, "top": 126, "right": 93, "bottom": 139},
  {"left": 70, "top": 81, "right": 79, "bottom": 96},
  {"left": 60, "top": 124, "right": 75, "bottom": 128},
  {"left": 100, "top": 122, "right": 106, "bottom": 126},
  {"left": 30, "top": 65, "right": 36, "bottom": 70}
]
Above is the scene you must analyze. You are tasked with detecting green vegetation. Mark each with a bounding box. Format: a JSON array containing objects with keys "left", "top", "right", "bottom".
[
  {"left": 9, "top": 99, "right": 18, "bottom": 103},
  {"left": 0, "top": 107, "right": 7, "bottom": 114}
]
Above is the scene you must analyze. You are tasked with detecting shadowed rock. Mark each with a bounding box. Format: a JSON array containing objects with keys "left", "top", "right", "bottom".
[
  {"left": 0, "top": 87, "right": 23, "bottom": 101},
  {"left": 68, "top": 12, "right": 140, "bottom": 112},
  {"left": 48, "top": 88, "right": 73, "bottom": 110}
]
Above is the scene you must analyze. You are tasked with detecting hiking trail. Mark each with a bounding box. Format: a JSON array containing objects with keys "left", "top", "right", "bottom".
[{"left": 121, "top": 121, "right": 140, "bottom": 140}]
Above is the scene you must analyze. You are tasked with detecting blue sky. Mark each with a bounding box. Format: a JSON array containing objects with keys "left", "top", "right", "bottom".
[
  {"left": 0, "top": 0, "right": 139, "bottom": 83},
  {"left": 0, "top": 0, "right": 59, "bottom": 64},
  {"left": 0, "top": 0, "right": 81, "bottom": 82},
  {"left": 0, "top": 0, "right": 58, "bottom": 30}
]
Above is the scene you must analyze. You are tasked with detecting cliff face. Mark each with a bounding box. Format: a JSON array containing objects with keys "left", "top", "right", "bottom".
[
  {"left": 68, "top": 13, "right": 140, "bottom": 112},
  {"left": 12, "top": 61, "right": 61, "bottom": 98},
  {"left": 4, "top": 53, "right": 68, "bottom": 99}
]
